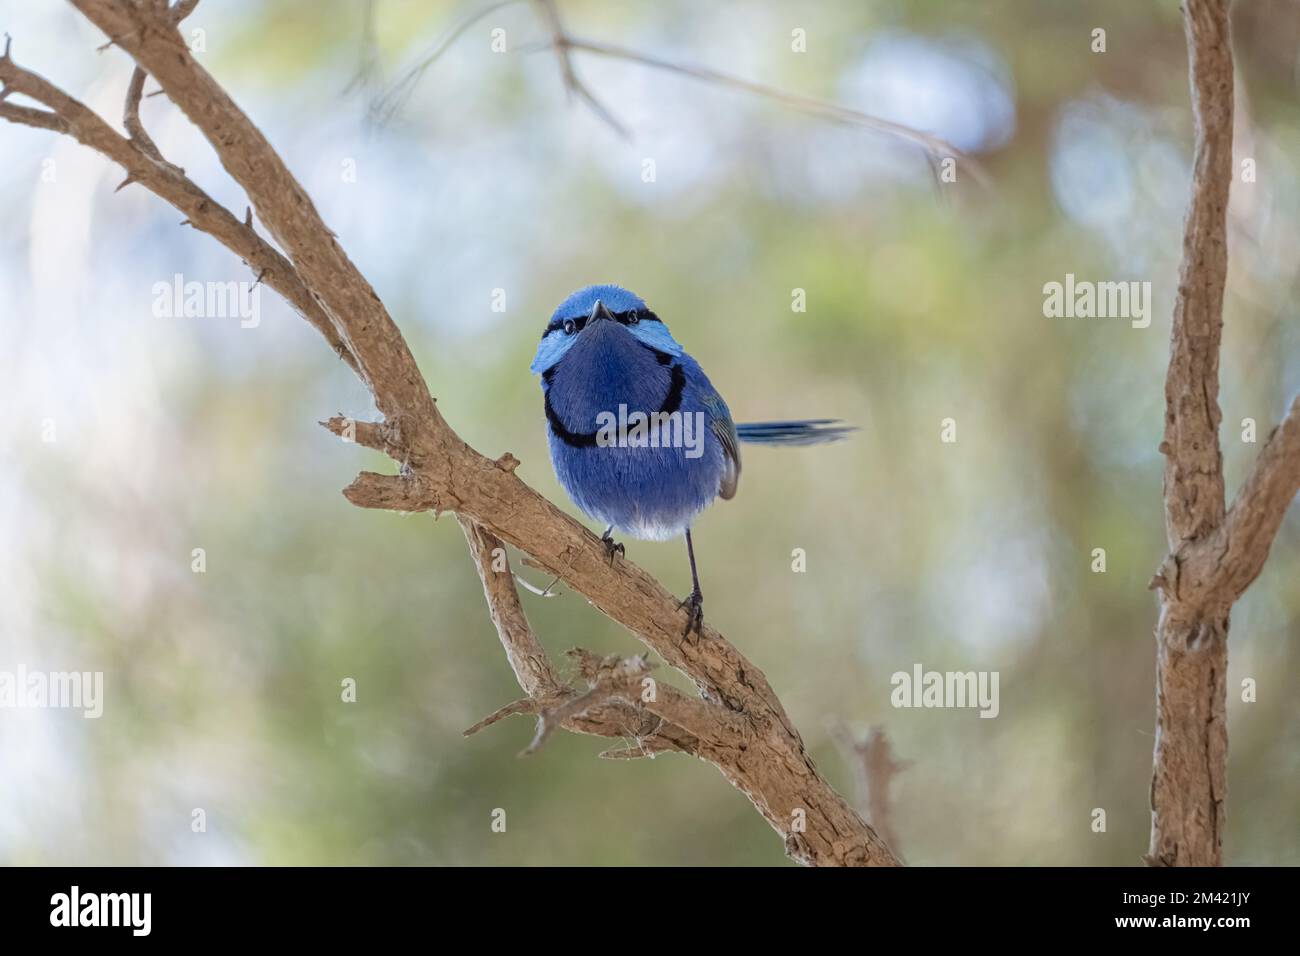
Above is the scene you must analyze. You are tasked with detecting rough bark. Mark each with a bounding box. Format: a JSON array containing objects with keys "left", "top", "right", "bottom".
[{"left": 1148, "top": 0, "right": 1300, "bottom": 866}]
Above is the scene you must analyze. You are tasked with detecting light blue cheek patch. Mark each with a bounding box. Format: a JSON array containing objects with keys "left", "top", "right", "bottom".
[
  {"left": 628, "top": 321, "right": 684, "bottom": 358},
  {"left": 531, "top": 330, "right": 578, "bottom": 375}
]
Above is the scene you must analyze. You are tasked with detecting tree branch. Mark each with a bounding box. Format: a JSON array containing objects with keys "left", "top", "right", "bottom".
[
  {"left": 832, "top": 723, "right": 910, "bottom": 858},
  {"left": 1144, "top": 0, "right": 1300, "bottom": 868},
  {"left": 549, "top": 34, "right": 987, "bottom": 185},
  {"left": 69, "top": 0, "right": 427, "bottom": 422},
  {"left": 1159, "top": 0, "right": 1234, "bottom": 550},
  {"left": 534, "top": 0, "right": 628, "bottom": 139},
  {"left": 374, "top": 0, "right": 982, "bottom": 183},
  {"left": 122, "top": 66, "right": 163, "bottom": 161},
  {"left": 9, "top": 0, "right": 903, "bottom": 866},
  {"left": 1217, "top": 395, "right": 1300, "bottom": 599},
  {"left": 458, "top": 516, "right": 568, "bottom": 700},
  {"left": 1148, "top": 0, "right": 1234, "bottom": 871},
  {"left": 456, "top": 520, "right": 712, "bottom": 759},
  {"left": 369, "top": 0, "right": 520, "bottom": 125},
  {"left": 0, "top": 35, "right": 360, "bottom": 376}
]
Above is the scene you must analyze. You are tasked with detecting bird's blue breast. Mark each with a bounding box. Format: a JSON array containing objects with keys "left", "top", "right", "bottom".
[{"left": 540, "top": 320, "right": 728, "bottom": 540}]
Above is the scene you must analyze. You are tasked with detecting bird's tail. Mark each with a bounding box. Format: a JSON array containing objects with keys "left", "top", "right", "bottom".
[{"left": 734, "top": 419, "right": 855, "bottom": 446}]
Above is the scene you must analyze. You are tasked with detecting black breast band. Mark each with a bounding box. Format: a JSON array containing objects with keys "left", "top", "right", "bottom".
[{"left": 546, "top": 359, "right": 687, "bottom": 449}]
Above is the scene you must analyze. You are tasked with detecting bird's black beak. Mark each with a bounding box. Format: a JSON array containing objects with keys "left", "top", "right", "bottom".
[{"left": 589, "top": 300, "right": 615, "bottom": 323}]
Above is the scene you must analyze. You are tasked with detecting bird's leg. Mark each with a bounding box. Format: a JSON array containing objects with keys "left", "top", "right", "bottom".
[
  {"left": 600, "top": 525, "right": 625, "bottom": 565},
  {"left": 678, "top": 528, "right": 704, "bottom": 638}
]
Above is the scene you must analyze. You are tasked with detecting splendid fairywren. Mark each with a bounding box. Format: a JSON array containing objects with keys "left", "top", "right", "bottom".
[{"left": 532, "top": 284, "right": 851, "bottom": 636}]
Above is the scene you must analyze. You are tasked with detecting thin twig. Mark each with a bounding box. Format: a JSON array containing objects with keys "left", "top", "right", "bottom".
[
  {"left": 0, "top": 37, "right": 361, "bottom": 376},
  {"left": 553, "top": 34, "right": 986, "bottom": 184},
  {"left": 831, "top": 722, "right": 911, "bottom": 857},
  {"left": 370, "top": 0, "right": 521, "bottom": 125},
  {"left": 535, "top": 0, "right": 628, "bottom": 139},
  {"left": 123, "top": 66, "right": 163, "bottom": 160}
]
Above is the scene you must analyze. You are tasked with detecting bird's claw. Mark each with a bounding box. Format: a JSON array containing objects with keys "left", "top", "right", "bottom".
[
  {"left": 679, "top": 589, "right": 704, "bottom": 639},
  {"left": 601, "top": 531, "right": 625, "bottom": 566}
]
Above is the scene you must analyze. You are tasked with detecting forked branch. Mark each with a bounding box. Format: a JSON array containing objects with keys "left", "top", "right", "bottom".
[{"left": 1148, "top": 0, "right": 1300, "bottom": 867}]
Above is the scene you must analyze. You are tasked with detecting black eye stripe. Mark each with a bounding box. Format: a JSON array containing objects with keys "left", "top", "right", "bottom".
[{"left": 541, "top": 308, "right": 663, "bottom": 338}]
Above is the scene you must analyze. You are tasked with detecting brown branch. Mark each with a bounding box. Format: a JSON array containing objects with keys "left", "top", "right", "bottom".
[
  {"left": 322, "top": 415, "right": 399, "bottom": 455},
  {"left": 457, "top": 518, "right": 738, "bottom": 759},
  {"left": 458, "top": 517, "right": 568, "bottom": 700},
  {"left": 1148, "top": 0, "right": 1234, "bottom": 871},
  {"left": 832, "top": 723, "right": 911, "bottom": 858},
  {"left": 0, "top": 39, "right": 360, "bottom": 377},
  {"left": 123, "top": 66, "right": 163, "bottom": 161},
  {"left": 1146, "top": 0, "right": 1300, "bottom": 867},
  {"left": 1217, "top": 395, "right": 1300, "bottom": 599},
  {"left": 123, "top": 0, "right": 204, "bottom": 165},
  {"left": 518, "top": 654, "right": 657, "bottom": 756},
  {"left": 69, "top": 0, "right": 428, "bottom": 423},
  {"left": 11, "top": 0, "right": 902, "bottom": 867},
  {"left": 1159, "top": 1, "right": 1233, "bottom": 550},
  {"left": 340, "top": 471, "right": 437, "bottom": 513},
  {"left": 0, "top": 99, "right": 66, "bottom": 132}
]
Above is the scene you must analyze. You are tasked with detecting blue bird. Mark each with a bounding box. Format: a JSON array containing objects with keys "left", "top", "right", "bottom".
[{"left": 532, "top": 284, "right": 852, "bottom": 636}]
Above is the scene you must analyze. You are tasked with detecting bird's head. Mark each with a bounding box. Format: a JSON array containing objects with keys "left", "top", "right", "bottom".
[{"left": 530, "top": 284, "right": 684, "bottom": 375}]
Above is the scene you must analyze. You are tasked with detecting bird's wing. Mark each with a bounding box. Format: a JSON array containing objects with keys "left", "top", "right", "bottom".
[{"left": 704, "top": 392, "right": 742, "bottom": 500}]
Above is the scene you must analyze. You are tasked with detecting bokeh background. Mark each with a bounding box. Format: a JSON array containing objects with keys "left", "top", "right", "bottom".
[{"left": 2, "top": 0, "right": 1298, "bottom": 866}]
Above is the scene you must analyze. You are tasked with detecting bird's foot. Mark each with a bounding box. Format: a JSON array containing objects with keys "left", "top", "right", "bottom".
[
  {"left": 678, "top": 588, "right": 704, "bottom": 639},
  {"left": 600, "top": 530, "right": 625, "bottom": 566}
]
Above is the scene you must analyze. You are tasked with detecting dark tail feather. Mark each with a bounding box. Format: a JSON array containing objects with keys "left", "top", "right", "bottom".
[{"left": 734, "top": 419, "right": 856, "bottom": 446}]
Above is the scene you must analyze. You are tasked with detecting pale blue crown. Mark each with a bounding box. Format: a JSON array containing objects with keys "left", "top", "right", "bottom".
[
  {"left": 552, "top": 284, "right": 646, "bottom": 321},
  {"left": 531, "top": 284, "right": 683, "bottom": 375}
]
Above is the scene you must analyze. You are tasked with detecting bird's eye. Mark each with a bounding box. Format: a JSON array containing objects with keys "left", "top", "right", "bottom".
[
  {"left": 628, "top": 311, "right": 640, "bottom": 325},
  {"left": 563, "top": 319, "right": 576, "bottom": 335}
]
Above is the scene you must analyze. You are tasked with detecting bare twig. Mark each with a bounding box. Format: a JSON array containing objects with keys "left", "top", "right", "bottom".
[
  {"left": 457, "top": 517, "right": 739, "bottom": 759},
  {"left": 549, "top": 35, "right": 985, "bottom": 184},
  {"left": 458, "top": 516, "right": 568, "bottom": 700},
  {"left": 1217, "top": 395, "right": 1300, "bottom": 599},
  {"left": 369, "top": 0, "right": 521, "bottom": 124},
  {"left": 832, "top": 722, "right": 911, "bottom": 857},
  {"left": 0, "top": 37, "right": 361, "bottom": 376},
  {"left": 344, "top": 0, "right": 382, "bottom": 95},
  {"left": 374, "top": 0, "right": 982, "bottom": 182},
  {"left": 122, "top": 67, "right": 162, "bottom": 160},
  {"left": 534, "top": 0, "right": 628, "bottom": 139},
  {"left": 519, "top": 654, "right": 653, "bottom": 755},
  {"left": 121, "top": 0, "right": 199, "bottom": 164}
]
